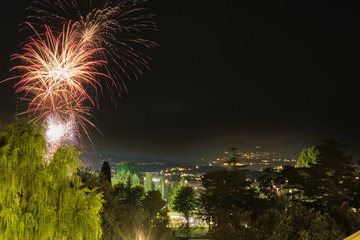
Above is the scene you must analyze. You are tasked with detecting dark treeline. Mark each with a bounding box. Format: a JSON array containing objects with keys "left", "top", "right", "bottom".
[{"left": 199, "top": 139, "right": 360, "bottom": 240}]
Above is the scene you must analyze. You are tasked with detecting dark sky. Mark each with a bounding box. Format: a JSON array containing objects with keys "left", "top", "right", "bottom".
[{"left": 1, "top": 0, "right": 359, "bottom": 163}]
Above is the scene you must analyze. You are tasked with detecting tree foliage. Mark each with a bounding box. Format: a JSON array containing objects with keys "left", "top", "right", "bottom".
[
  {"left": 172, "top": 184, "right": 197, "bottom": 221},
  {"left": 208, "top": 204, "right": 345, "bottom": 240},
  {"left": 114, "top": 182, "right": 145, "bottom": 207},
  {"left": 144, "top": 173, "right": 155, "bottom": 192},
  {"left": 171, "top": 183, "right": 197, "bottom": 237},
  {"left": 142, "top": 190, "right": 169, "bottom": 228},
  {"left": 112, "top": 169, "right": 141, "bottom": 186},
  {"left": 200, "top": 141, "right": 360, "bottom": 239},
  {"left": 295, "top": 145, "right": 320, "bottom": 168},
  {"left": 112, "top": 162, "right": 142, "bottom": 186},
  {"left": 259, "top": 140, "right": 357, "bottom": 210},
  {"left": 0, "top": 120, "right": 103, "bottom": 239},
  {"left": 201, "top": 168, "right": 261, "bottom": 214},
  {"left": 79, "top": 167, "right": 173, "bottom": 240},
  {"left": 155, "top": 177, "right": 173, "bottom": 202}
]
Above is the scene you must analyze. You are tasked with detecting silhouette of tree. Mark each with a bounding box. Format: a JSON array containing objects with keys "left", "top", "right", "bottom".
[
  {"left": 201, "top": 168, "right": 259, "bottom": 212},
  {"left": 100, "top": 161, "right": 112, "bottom": 183},
  {"left": 224, "top": 147, "right": 241, "bottom": 168}
]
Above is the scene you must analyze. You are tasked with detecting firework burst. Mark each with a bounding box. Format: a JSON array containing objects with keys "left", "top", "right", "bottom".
[
  {"left": 26, "top": 0, "right": 158, "bottom": 100},
  {"left": 4, "top": 22, "right": 107, "bottom": 149},
  {"left": 44, "top": 113, "right": 77, "bottom": 155},
  {"left": 10, "top": 23, "right": 106, "bottom": 114},
  {"left": 3, "top": 0, "right": 157, "bottom": 154}
]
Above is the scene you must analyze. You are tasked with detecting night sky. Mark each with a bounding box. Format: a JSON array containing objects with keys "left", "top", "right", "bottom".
[{"left": 1, "top": 0, "right": 359, "bottom": 164}]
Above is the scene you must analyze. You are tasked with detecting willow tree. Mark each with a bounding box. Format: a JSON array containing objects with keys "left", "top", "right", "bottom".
[{"left": 0, "top": 121, "right": 103, "bottom": 239}]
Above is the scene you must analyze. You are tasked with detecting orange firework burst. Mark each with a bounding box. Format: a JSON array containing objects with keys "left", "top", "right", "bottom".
[
  {"left": 2, "top": 0, "right": 157, "bottom": 153},
  {"left": 4, "top": 22, "right": 108, "bottom": 150},
  {"left": 26, "top": 0, "right": 158, "bottom": 100},
  {"left": 10, "top": 23, "right": 106, "bottom": 115}
]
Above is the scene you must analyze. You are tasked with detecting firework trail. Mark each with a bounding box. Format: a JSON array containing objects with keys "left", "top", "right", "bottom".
[{"left": 3, "top": 0, "right": 157, "bottom": 155}]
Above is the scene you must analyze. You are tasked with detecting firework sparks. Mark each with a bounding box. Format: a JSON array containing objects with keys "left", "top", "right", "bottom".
[
  {"left": 44, "top": 113, "right": 77, "bottom": 157},
  {"left": 4, "top": 22, "right": 107, "bottom": 150},
  {"left": 3, "top": 0, "right": 157, "bottom": 154},
  {"left": 45, "top": 114, "right": 76, "bottom": 146},
  {"left": 26, "top": 0, "right": 158, "bottom": 100},
  {"left": 10, "top": 23, "right": 106, "bottom": 115}
]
